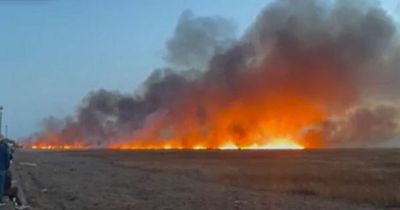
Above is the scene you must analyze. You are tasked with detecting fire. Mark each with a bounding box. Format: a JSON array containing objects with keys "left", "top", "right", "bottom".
[
  {"left": 242, "top": 137, "right": 304, "bottom": 150},
  {"left": 218, "top": 142, "right": 239, "bottom": 150},
  {"left": 30, "top": 144, "right": 83, "bottom": 150},
  {"left": 27, "top": 91, "right": 320, "bottom": 151},
  {"left": 193, "top": 144, "right": 207, "bottom": 150},
  {"left": 25, "top": 131, "right": 87, "bottom": 150},
  {"left": 28, "top": 136, "right": 305, "bottom": 151},
  {"left": 106, "top": 136, "right": 304, "bottom": 151}
]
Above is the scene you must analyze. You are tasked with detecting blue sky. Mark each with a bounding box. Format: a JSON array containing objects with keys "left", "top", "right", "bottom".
[
  {"left": 0, "top": 0, "right": 398, "bottom": 139},
  {"left": 0, "top": 0, "right": 269, "bottom": 138}
]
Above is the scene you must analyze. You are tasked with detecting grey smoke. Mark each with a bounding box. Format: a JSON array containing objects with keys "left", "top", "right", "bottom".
[
  {"left": 165, "top": 10, "right": 237, "bottom": 70},
  {"left": 307, "top": 104, "right": 399, "bottom": 147}
]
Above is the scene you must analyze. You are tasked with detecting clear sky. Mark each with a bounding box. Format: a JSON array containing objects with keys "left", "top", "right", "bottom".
[
  {"left": 0, "top": 0, "right": 398, "bottom": 139},
  {"left": 0, "top": 0, "right": 270, "bottom": 139}
]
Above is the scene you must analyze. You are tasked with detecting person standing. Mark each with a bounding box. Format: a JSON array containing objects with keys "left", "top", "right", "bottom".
[{"left": 0, "top": 139, "right": 10, "bottom": 206}]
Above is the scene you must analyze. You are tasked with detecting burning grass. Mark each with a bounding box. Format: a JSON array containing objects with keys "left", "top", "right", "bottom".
[{"left": 29, "top": 137, "right": 305, "bottom": 151}]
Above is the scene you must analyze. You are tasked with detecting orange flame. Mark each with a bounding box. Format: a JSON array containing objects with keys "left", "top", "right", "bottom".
[
  {"left": 104, "top": 91, "right": 325, "bottom": 150},
  {"left": 27, "top": 133, "right": 85, "bottom": 150},
  {"left": 241, "top": 137, "right": 304, "bottom": 150},
  {"left": 28, "top": 91, "right": 324, "bottom": 150},
  {"left": 106, "top": 136, "right": 304, "bottom": 151},
  {"left": 30, "top": 144, "right": 84, "bottom": 150}
]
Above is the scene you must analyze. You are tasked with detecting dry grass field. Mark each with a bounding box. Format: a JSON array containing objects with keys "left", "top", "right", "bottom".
[{"left": 13, "top": 149, "right": 400, "bottom": 210}]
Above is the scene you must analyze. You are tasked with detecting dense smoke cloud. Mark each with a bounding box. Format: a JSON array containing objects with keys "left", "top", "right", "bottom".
[
  {"left": 26, "top": 0, "right": 400, "bottom": 148},
  {"left": 165, "top": 10, "right": 236, "bottom": 70}
]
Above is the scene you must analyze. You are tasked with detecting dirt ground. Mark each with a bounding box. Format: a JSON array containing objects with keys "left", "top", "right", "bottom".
[{"left": 12, "top": 149, "right": 400, "bottom": 210}]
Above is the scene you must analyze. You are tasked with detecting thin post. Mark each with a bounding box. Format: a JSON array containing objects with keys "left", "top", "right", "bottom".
[{"left": 0, "top": 106, "right": 3, "bottom": 137}]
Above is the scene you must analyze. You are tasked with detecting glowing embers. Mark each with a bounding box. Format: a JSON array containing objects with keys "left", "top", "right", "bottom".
[
  {"left": 218, "top": 137, "right": 304, "bottom": 150},
  {"left": 242, "top": 137, "right": 304, "bottom": 150},
  {"left": 111, "top": 137, "right": 304, "bottom": 151},
  {"left": 30, "top": 137, "right": 305, "bottom": 151},
  {"left": 218, "top": 142, "right": 239, "bottom": 150},
  {"left": 31, "top": 144, "right": 84, "bottom": 150}
]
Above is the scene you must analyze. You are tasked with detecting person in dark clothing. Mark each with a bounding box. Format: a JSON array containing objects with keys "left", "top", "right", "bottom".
[
  {"left": 0, "top": 140, "right": 28, "bottom": 209},
  {"left": 0, "top": 139, "right": 10, "bottom": 206}
]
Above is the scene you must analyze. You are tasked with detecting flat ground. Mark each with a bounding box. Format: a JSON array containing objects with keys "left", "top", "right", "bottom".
[{"left": 13, "top": 149, "right": 400, "bottom": 210}]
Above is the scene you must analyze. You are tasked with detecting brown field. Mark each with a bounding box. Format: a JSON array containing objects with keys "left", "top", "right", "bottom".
[{"left": 13, "top": 149, "right": 400, "bottom": 210}]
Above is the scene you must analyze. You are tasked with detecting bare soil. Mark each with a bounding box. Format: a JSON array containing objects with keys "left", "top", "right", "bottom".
[{"left": 13, "top": 149, "right": 400, "bottom": 210}]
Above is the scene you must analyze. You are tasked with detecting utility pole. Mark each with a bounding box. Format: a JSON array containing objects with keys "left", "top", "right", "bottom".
[
  {"left": 5, "top": 125, "right": 8, "bottom": 139},
  {"left": 0, "top": 106, "right": 3, "bottom": 138}
]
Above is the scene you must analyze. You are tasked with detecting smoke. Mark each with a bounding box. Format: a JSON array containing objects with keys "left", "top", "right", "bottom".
[
  {"left": 25, "top": 0, "right": 400, "bottom": 148},
  {"left": 304, "top": 104, "right": 399, "bottom": 147},
  {"left": 343, "top": 105, "right": 399, "bottom": 144},
  {"left": 165, "top": 10, "right": 236, "bottom": 70}
]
